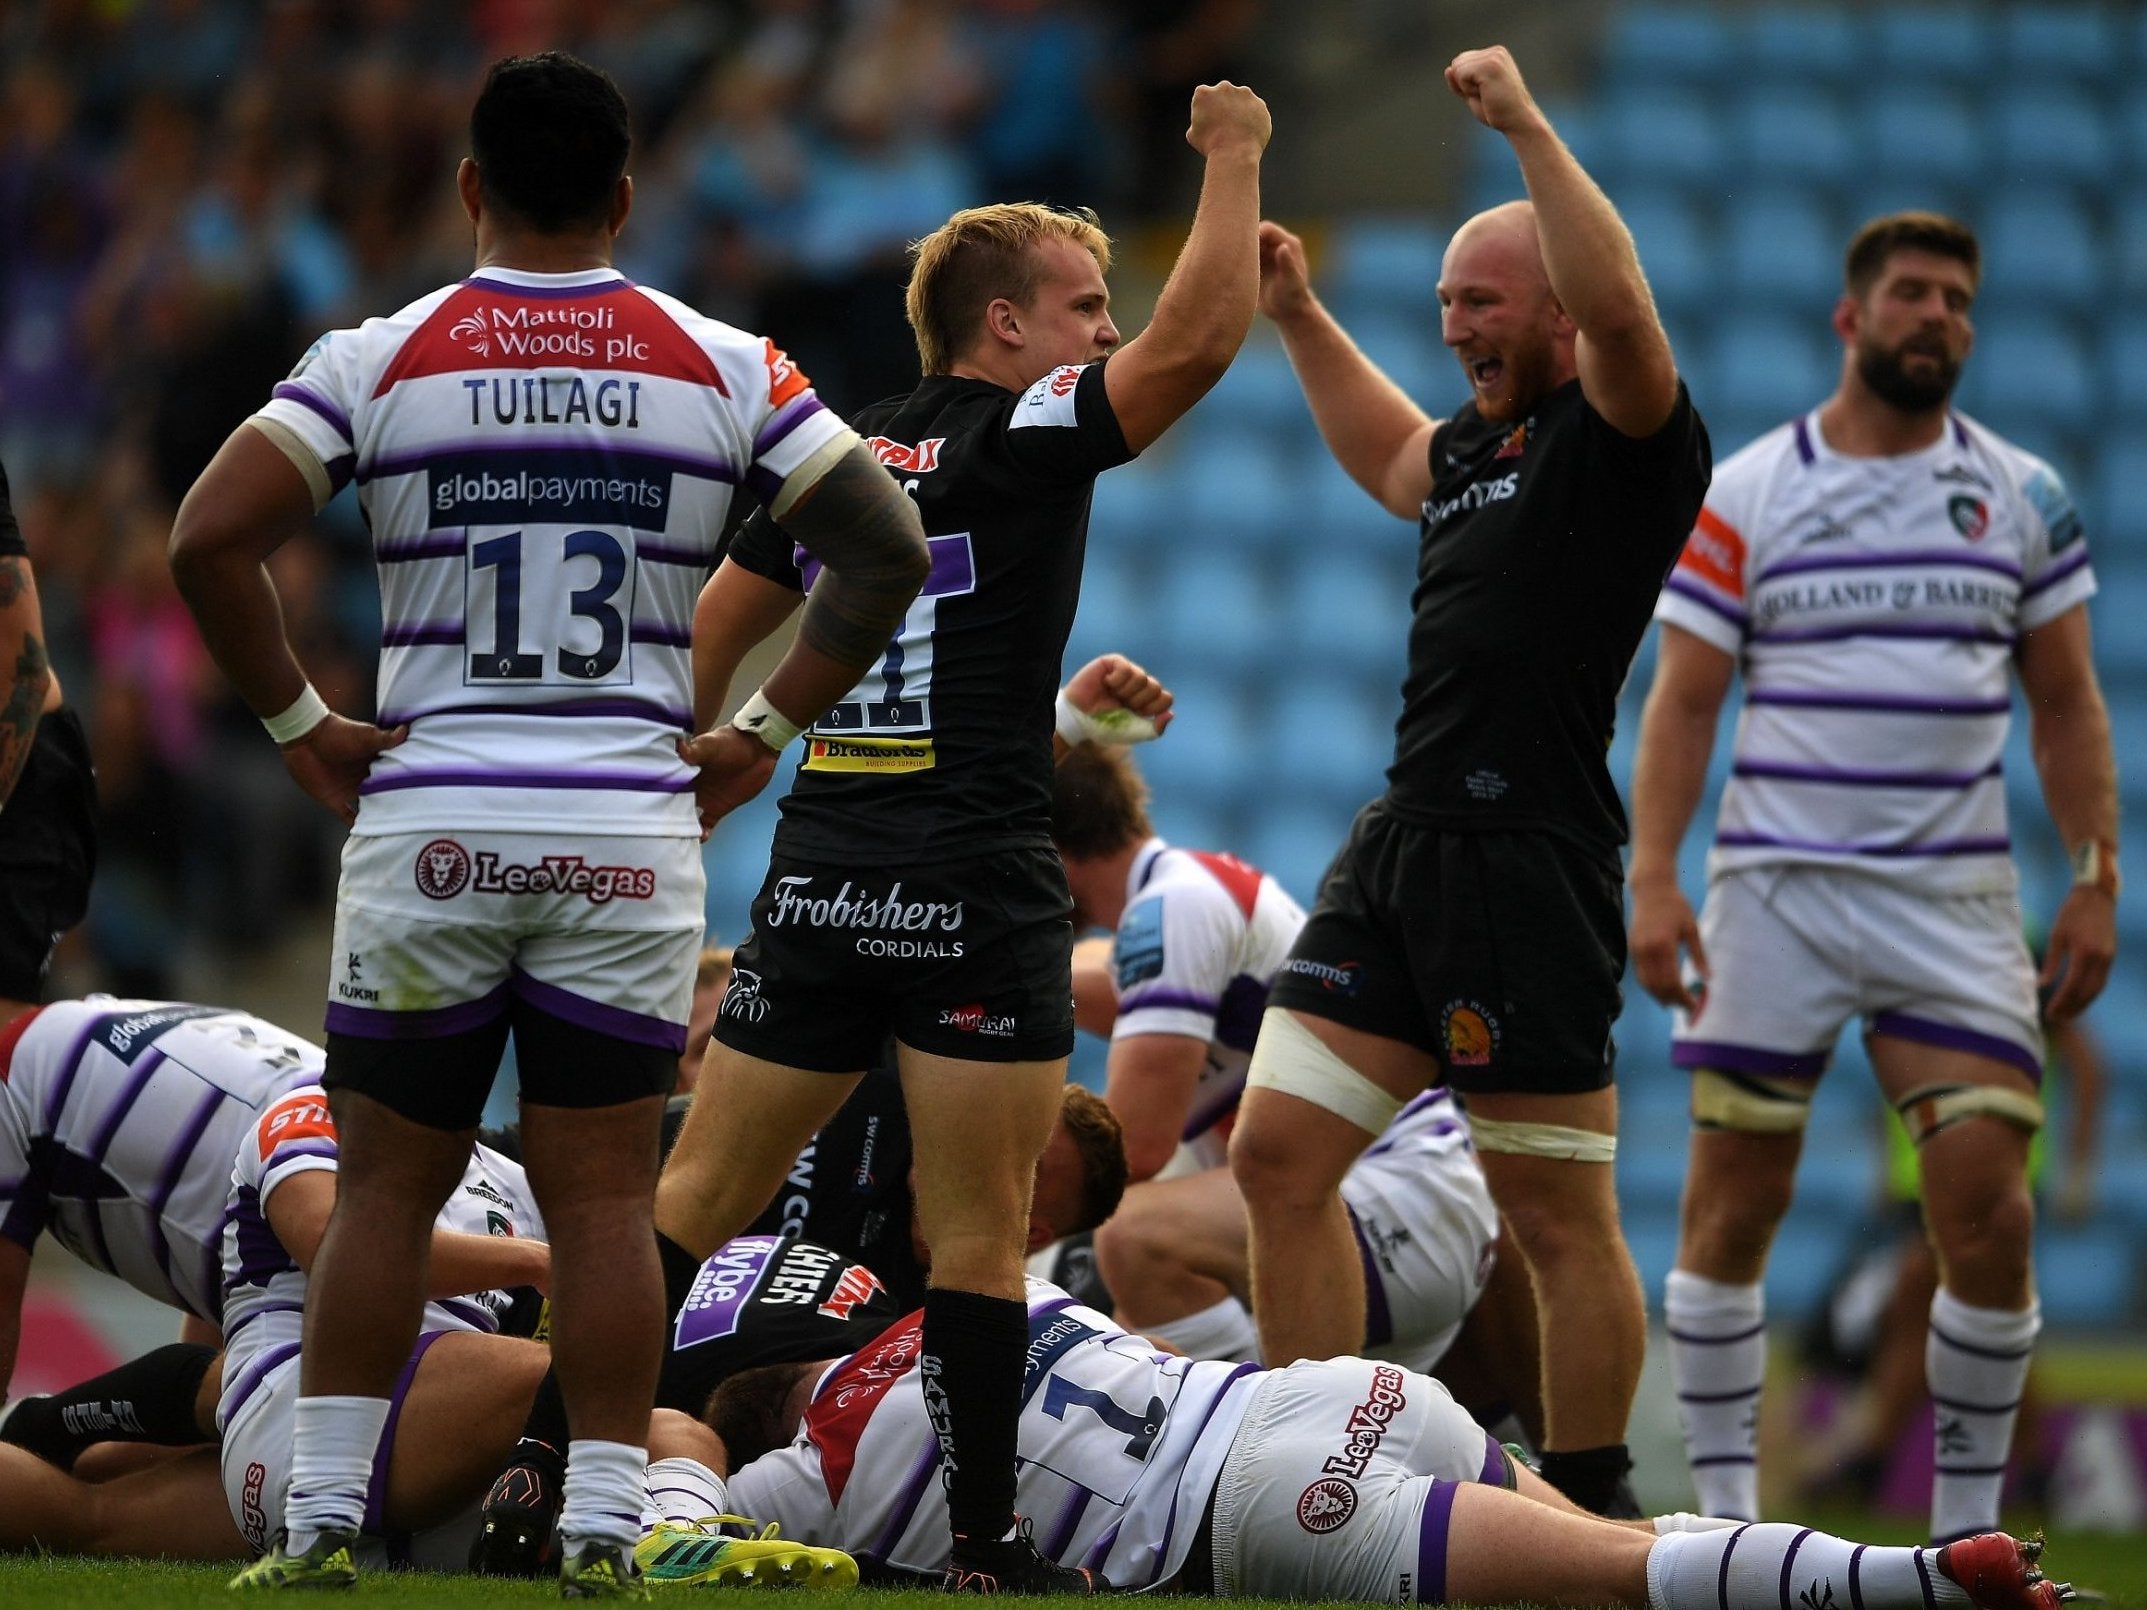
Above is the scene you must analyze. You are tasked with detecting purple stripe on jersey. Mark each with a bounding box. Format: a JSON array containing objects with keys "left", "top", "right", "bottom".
[
  {"left": 1753, "top": 549, "right": 2023, "bottom": 584},
  {"left": 1730, "top": 758, "right": 2002, "bottom": 789},
  {"left": 1870, "top": 1011, "right": 2043, "bottom": 1086},
  {"left": 1347, "top": 1205, "right": 1394, "bottom": 1347},
  {"left": 1478, "top": 1433, "right": 1510, "bottom": 1486},
  {"left": 323, "top": 454, "right": 356, "bottom": 495},
  {"left": 360, "top": 439, "right": 738, "bottom": 486},
  {"left": 272, "top": 382, "right": 350, "bottom": 439},
  {"left": 1, "top": 1183, "right": 47, "bottom": 1250},
  {"left": 1712, "top": 830, "right": 2009, "bottom": 857},
  {"left": 873, "top": 1440, "right": 944, "bottom": 1558},
  {"left": 1040, "top": 1489, "right": 1093, "bottom": 1563},
  {"left": 364, "top": 1329, "right": 451, "bottom": 1535},
  {"left": 227, "top": 1302, "right": 306, "bottom": 1336},
  {"left": 222, "top": 1341, "right": 302, "bottom": 1425},
  {"left": 1746, "top": 688, "right": 2011, "bottom": 716},
  {"left": 511, "top": 969, "right": 688, "bottom": 1053},
  {"left": 378, "top": 535, "right": 466, "bottom": 563},
  {"left": 629, "top": 621, "right": 692, "bottom": 648},
  {"left": 1751, "top": 622, "right": 2015, "bottom": 646},
  {"left": 795, "top": 529, "right": 975, "bottom": 597},
  {"left": 437, "top": 1297, "right": 495, "bottom": 1330},
  {"left": 1672, "top": 1040, "right": 1828, "bottom": 1078},
  {"left": 324, "top": 982, "right": 513, "bottom": 1042},
  {"left": 1663, "top": 575, "right": 1749, "bottom": 628},
  {"left": 1118, "top": 986, "right": 1219, "bottom": 1017},
  {"left": 87, "top": 1046, "right": 168, "bottom": 1159},
  {"left": 461, "top": 273, "right": 633, "bottom": 300},
  {"left": 636, "top": 541, "right": 711, "bottom": 567},
  {"left": 1415, "top": 1478, "right": 1458, "bottom": 1605},
  {"left": 753, "top": 394, "right": 828, "bottom": 456},
  {"left": 1215, "top": 974, "right": 1268, "bottom": 1055},
  {"left": 1031, "top": 1294, "right": 1078, "bottom": 1321},
  {"left": 358, "top": 767, "right": 695, "bottom": 796},
  {"left": 148, "top": 1084, "right": 234, "bottom": 1320},
  {"left": 1081, "top": 1520, "right": 1124, "bottom": 1573},
  {"left": 1951, "top": 415, "right": 1969, "bottom": 447},
  {"left": 41, "top": 1015, "right": 105, "bottom": 1137},
  {"left": 2022, "top": 546, "right": 2091, "bottom": 598},
  {"left": 1792, "top": 418, "right": 1816, "bottom": 463},
  {"left": 745, "top": 463, "right": 785, "bottom": 506},
  {"left": 381, "top": 621, "right": 464, "bottom": 648},
  {"left": 1180, "top": 1071, "right": 1246, "bottom": 1143},
  {"left": 375, "top": 696, "right": 693, "bottom": 728}
]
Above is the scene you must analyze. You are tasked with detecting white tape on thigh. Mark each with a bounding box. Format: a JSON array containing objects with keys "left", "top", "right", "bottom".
[
  {"left": 1245, "top": 1007, "right": 1405, "bottom": 1136},
  {"left": 1895, "top": 1082, "right": 2045, "bottom": 1143},
  {"left": 1466, "top": 1116, "right": 1618, "bottom": 1162},
  {"left": 1690, "top": 1068, "right": 1816, "bottom": 1133}
]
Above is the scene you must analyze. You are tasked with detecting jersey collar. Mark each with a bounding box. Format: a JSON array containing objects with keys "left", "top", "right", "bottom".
[{"left": 1127, "top": 837, "right": 1170, "bottom": 900}]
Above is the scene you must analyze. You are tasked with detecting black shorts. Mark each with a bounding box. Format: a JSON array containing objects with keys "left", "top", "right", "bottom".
[
  {"left": 0, "top": 709, "right": 97, "bottom": 1000},
  {"left": 714, "top": 847, "right": 1075, "bottom": 1071},
  {"left": 1265, "top": 802, "right": 1624, "bottom": 1095}
]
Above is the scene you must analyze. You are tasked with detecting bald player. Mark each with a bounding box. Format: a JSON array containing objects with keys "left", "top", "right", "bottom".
[{"left": 1228, "top": 45, "right": 1711, "bottom": 1514}]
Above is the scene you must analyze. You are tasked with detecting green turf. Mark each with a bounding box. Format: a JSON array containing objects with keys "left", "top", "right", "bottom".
[{"left": 1, "top": 1528, "right": 2142, "bottom": 1610}]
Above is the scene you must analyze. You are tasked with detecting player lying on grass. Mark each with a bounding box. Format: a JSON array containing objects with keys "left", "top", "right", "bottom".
[{"left": 702, "top": 1278, "right": 2073, "bottom": 1610}]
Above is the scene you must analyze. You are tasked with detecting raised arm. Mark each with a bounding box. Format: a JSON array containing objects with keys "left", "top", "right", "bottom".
[
  {"left": 1446, "top": 46, "right": 1678, "bottom": 438},
  {"left": 2016, "top": 604, "right": 2119, "bottom": 1022},
  {"left": 1259, "top": 222, "right": 1438, "bottom": 518},
  {"left": 1102, "top": 83, "right": 1271, "bottom": 454},
  {"left": 1626, "top": 624, "right": 1735, "bottom": 1013}
]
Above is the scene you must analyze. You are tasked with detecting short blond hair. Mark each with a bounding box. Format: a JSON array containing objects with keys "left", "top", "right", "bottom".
[{"left": 906, "top": 203, "right": 1113, "bottom": 375}]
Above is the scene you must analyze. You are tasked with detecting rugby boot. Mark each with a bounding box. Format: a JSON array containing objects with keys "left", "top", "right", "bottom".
[
  {"left": 560, "top": 1538, "right": 651, "bottom": 1600},
  {"left": 635, "top": 1515, "right": 860, "bottom": 1588},
  {"left": 470, "top": 1438, "right": 567, "bottom": 1577},
  {"left": 227, "top": 1528, "right": 358, "bottom": 1590},
  {"left": 1936, "top": 1532, "right": 2077, "bottom": 1610},
  {"left": 943, "top": 1518, "right": 1103, "bottom": 1595}
]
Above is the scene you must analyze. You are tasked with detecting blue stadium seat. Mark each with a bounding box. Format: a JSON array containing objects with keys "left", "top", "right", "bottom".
[
  {"left": 1306, "top": 453, "right": 1417, "bottom": 556},
  {"left": 1192, "top": 342, "right": 1311, "bottom": 437},
  {"left": 1841, "top": 179, "right": 1969, "bottom": 237},
  {"left": 1731, "top": 87, "right": 1858, "bottom": 186},
  {"left": 2035, "top": 1226, "right": 2137, "bottom": 1327},
  {"left": 1870, "top": 8, "right": 1994, "bottom": 85},
  {"left": 1974, "top": 192, "right": 2102, "bottom": 313},
  {"left": 1137, "top": 675, "right": 1261, "bottom": 814},
  {"left": 1086, "top": 454, "right": 1172, "bottom": 552},
  {"left": 1267, "top": 675, "right": 1400, "bottom": 809},
  {"left": 1954, "top": 314, "right": 2095, "bottom": 434},
  {"left": 2103, "top": 314, "right": 2147, "bottom": 422},
  {"left": 2112, "top": 186, "right": 2147, "bottom": 296},
  {"left": 2090, "top": 570, "right": 2147, "bottom": 682},
  {"left": 1596, "top": 88, "right": 1728, "bottom": 191},
  {"left": 1742, "top": 7, "right": 1864, "bottom": 85},
  {"left": 1328, "top": 215, "right": 1445, "bottom": 317},
  {"left": 1065, "top": 551, "right": 1156, "bottom": 671},
  {"left": 1275, "top": 550, "right": 1413, "bottom": 683},
  {"left": 1704, "top": 317, "right": 1836, "bottom": 421},
  {"left": 1614, "top": 188, "right": 1713, "bottom": 314},
  {"left": 1861, "top": 89, "right": 1985, "bottom": 185},
  {"left": 2092, "top": 433, "right": 2147, "bottom": 548},
  {"left": 2120, "top": 86, "right": 2147, "bottom": 175},
  {"left": 1340, "top": 313, "right": 1445, "bottom": 411},
  {"left": 1601, "top": 6, "right": 1734, "bottom": 86},
  {"left": 1990, "top": 84, "right": 2113, "bottom": 187},
  {"left": 1179, "top": 435, "right": 1305, "bottom": 553},
  {"left": 1238, "top": 801, "right": 1354, "bottom": 909},
  {"left": 1998, "top": 4, "right": 2122, "bottom": 86},
  {"left": 1722, "top": 188, "right": 1840, "bottom": 307}
]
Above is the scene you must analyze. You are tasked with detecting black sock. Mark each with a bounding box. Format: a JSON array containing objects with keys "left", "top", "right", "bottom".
[
  {"left": 1538, "top": 1442, "right": 1636, "bottom": 1515},
  {"left": 515, "top": 1369, "right": 571, "bottom": 1459},
  {"left": 1, "top": 1342, "right": 217, "bottom": 1470},
  {"left": 922, "top": 1287, "right": 1028, "bottom": 1544}
]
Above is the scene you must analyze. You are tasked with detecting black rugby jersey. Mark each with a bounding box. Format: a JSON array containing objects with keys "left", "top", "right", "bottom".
[
  {"left": 1386, "top": 378, "right": 1710, "bottom": 847},
  {"left": 665, "top": 1234, "right": 903, "bottom": 1410},
  {"left": 729, "top": 361, "right": 1133, "bottom": 864},
  {"left": 0, "top": 460, "right": 24, "bottom": 558}
]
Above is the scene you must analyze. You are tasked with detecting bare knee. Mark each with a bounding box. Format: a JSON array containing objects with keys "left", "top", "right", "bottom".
[
  {"left": 1094, "top": 1206, "right": 1185, "bottom": 1308},
  {"left": 1227, "top": 1113, "right": 1355, "bottom": 1211}
]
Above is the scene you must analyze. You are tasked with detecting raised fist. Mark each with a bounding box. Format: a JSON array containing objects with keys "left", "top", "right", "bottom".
[{"left": 1186, "top": 81, "right": 1272, "bottom": 158}]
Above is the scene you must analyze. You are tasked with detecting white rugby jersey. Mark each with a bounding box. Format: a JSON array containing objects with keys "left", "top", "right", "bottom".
[
  {"left": 1654, "top": 410, "right": 2095, "bottom": 894},
  {"left": 0, "top": 998, "right": 321, "bottom": 1324},
  {"left": 218, "top": 1084, "right": 540, "bottom": 1431},
  {"left": 726, "top": 1280, "right": 1260, "bottom": 1587},
  {"left": 1110, "top": 840, "right": 1307, "bottom": 1169},
  {"left": 254, "top": 267, "right": 852, "bottom": 837}
]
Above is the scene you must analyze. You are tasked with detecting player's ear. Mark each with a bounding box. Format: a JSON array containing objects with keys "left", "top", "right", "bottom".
[
  {"left": 985, "top": 296, "right": 1024, "bottom": 349},
  {"left": 609, "top": 174, "right": 633, "bottom": 237},
  {"left": 456, "top": 157, "right": 483, "bottom": 225},
  {"left": 1831, "top": 292, "right": 1861, "bottom": 347}
]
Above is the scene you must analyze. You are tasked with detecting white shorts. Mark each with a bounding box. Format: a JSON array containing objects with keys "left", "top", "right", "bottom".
[
  {"left": 1671, "top": 865, "right": 2043, "bottom": 1085},
  {"left": 1210, "top": 1357, "right": 1505, "bottom": 1604},
  {"left": 1345, "top": 1110, "right": 1500, "bottom": 1372},
  {"left": 328, "top": 829, "right": 706, "bottom": 1048},
  {"left": 220, "top": 1330, "right": 475, "bottom": 1571}
]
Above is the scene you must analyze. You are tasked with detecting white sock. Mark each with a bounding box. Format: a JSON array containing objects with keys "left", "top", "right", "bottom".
[
  {"left": 1653, "top": 1512, "right": 1744, "bottom": 1534},
  {"left": 642, "top": 1455, "right": 730, "bottom": 1531},
  {"left": 560, "top": 1437, "right": 652, "bottom": 1553},
  {"left": 1143, "top": 1296, "right": 1259, "bottom": 1362},
  {"left": 1927, "top": 1287, "right": 2039, "bottom": 1544},
  {"left": 1646, "top": 1524, "right": 1970, "bottom": 1610},
  {"left": 283, "top": 1394, "right": 392, "bottom": 1552},
  {"left": 1664, "top": 1269, "right": 1766, "bottom": 1521}
]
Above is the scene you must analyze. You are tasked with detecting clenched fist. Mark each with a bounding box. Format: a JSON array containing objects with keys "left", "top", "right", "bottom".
[
  {"left": 1444, "top": 46, "right": 1547, "bottom": 138},
  {"left": 1187, "top": 80, "right": 1271, "bottom": 159}
]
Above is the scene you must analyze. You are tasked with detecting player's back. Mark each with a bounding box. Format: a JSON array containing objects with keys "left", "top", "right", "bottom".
[
  {"left": 0, "top": 998, "right": 322, "bottom": 1321},
  {"left": 257, "top": 269, "right": 849, "bottom": 840},
  {"left": 728, "top": 1280, "right": 1258, "bottom": 1586}
]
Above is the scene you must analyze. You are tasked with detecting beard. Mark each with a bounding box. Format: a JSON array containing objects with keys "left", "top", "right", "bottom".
[{"left": 1857, "top": 336, "right": 1961, "bottom": 412}]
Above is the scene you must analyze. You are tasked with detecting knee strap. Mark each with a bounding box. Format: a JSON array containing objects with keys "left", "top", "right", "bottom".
[
  {"left": 1244, "top": 1007, "right": 1404, "bottom": 1136},
  {"left": 1690, "top": 1067, "right": 1815, "bottom": 1134},
  {"left": 1467, "top": 1116, "right": 1616, "bottom": 1162},
  {"left": 1895, "top": 1082, "right": 2044, "bottom": 1144}
]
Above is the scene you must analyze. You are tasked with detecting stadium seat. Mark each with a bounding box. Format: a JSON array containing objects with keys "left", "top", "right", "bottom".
[
  {"left": 1730, "top": 87, "right": 1858, "bottom": 187},
  {"left": 1953, "top": 313, "right": 2095, "bottom": 434},
  {"left": 1065, "top": 550, "right": 1157, "bottom": 671},
  {"left": 1340, "top": 313, "right": 1446, "bottom": 411},
  {"left": 1596, "top": 88, "right": 1728, "bottom": 190},
  {"left": 2112, "top": 186, "right": 2147, "bottom": 296},
  {"left": 1190, "top": 341, "right": 1312, "bottom": 438},
  {"left": 1132, "top": 671, "right": 1261, "bottom": 812},
  {"left": 1274, "top": 549, "right": 1413, "bottom": 683},
  {"left": 1600, "top": 6, "right": 1735, "bottom": 87},
  {"left": 2120, "top": 86, "right": 2147, "bottom": 175},
  {"left": 1860, "top": 89, "right": 1985, "bottom": 185},
  {"left": 1179, "top": 435, "right": 1305, "bottom": 554},
  {"left": 2092, "top": 433, "right": 2147, "bottom": 548},
  {"left": 2035, "top": 1226, "right": 2138, "bottom": 1327},
  {"left": 1841, "top": 178, "right": 1969, "bottom": 237},
  {"left": 1306, "top": 453, "right": 1417, "bottom": 556},
  {"left": 2104, "top": 314, "right": 2147, "bottom": 422},
  {"left": 1973, "top": 193, "right": 2104, "bottom": 315},
  {"left": 1722, "top": 188, "right": 1840, "bottom": 308},
  {"left": 1087, "top": 454, "right": 1172, "bottom": 552},
  {"left": 1266, "top": 675, "right": 1400, "bottom": 809},
  {"left": 1742, "top": 7, "right": 1864, "bottom": 85},
  {"left": 1997, "top": 4, "right": 2122, "bottom": 86},
  {"left": 1238, "top": 800, "right": 1355, "bottom": 908},
  {"left": 1148, "top": 547, "right": 1275, "bottom": 674},
  {"left": 1327, "top": 215, "right": 1445, "bottom": 317},
  {"left": 1612, "top": 188, "right": 1714, "bottom": 314},
  {"left": 1703, "top": 316, "right": 1836, "bottom": 421},
  {"left": 1870, "top": 7, "right": 1995, "bottom": 85},
  {"left": 2094, "top": 632, "right": 2147, "bottom": 729},
  {"left": 1990, "top": 83, "right": 2114, "bottom": 188}
]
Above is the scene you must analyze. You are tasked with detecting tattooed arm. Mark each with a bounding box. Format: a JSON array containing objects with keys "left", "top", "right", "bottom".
[{"left": 0, "top": 555, "right": 54, "bottom": 812}]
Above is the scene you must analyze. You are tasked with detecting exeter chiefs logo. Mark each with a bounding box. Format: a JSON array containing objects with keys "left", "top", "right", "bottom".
[
  {"left": 1297, "top": 1477, "right": 1357, "bottom": 1533},
  {"left": 449, "top": 312, "right": 492, "bottom": 356},
  {"left": 414, "top": 837, "right": 472, "bottom": 900},
  {"left": 1441, "top": 999, "right": 1501, "bottom": 1068}
]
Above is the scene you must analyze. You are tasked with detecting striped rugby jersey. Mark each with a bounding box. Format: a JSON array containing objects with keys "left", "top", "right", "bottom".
[
  {"left": 726, "top": 1280, "right": 1259, "bottom": 1588},
  {"left": 0, "top": 998, "right": 322, "bottom": 1324},
  {"left": 1655, "top": 410, "right": 2095, "bottom": 895},
  {"left": 218, "top": 1083, "right": 540, "bottom": 1424},
  {"left": 254, "top": 267, "right": 851, "bottom": 838},
  {"left": 1109, "top": 840, "right": 1307, "bottom": 1170}
]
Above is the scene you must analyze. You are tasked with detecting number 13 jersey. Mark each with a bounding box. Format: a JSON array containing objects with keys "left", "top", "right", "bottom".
[{"left": 252, "top": 266, "right": 852, "bottom": 839}]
